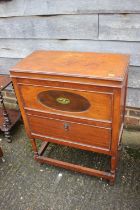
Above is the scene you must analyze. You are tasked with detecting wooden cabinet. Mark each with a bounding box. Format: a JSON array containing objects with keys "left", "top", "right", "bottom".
[{"left": 10, "top": 50, "right": 129, "bottom": 184}]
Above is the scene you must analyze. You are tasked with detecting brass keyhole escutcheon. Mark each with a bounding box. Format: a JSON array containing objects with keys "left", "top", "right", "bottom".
[
  {"left": 56, "top": 97, "right": 70, "bottom": 105},
  {"left": 64, "top": 123, "right": 69, "bottom": 131}
]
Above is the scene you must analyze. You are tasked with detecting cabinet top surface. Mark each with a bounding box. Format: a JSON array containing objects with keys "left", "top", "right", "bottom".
[{"left": 11, "top": 50, "right": 129, "bottom": 81}]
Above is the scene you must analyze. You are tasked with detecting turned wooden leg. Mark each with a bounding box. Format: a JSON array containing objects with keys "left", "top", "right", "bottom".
[
  {"left": 0, "top": 147, "right": 3, "bottom": 157},
  {"left": 30, "top": 138, "right": 38, "bottom": 157},
  {"left": 109, "top": 156, "right": 118, "bottom": 185},
  {"left": 3, "top": 115, "right": 11, "bottom": 142},
  {"left": 4, "top": 129, "right": 11, "bottom": 143},
  {"left": 0, "top": 91, "right": 12, "bottom": 143},
  {"left": 111, "top": 156, "right": 117, "bottom": 173}
]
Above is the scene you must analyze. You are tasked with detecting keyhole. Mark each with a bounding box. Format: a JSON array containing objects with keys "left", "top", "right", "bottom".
[{"left": 64, "top": 123, "right": 69, "bottom": 131}]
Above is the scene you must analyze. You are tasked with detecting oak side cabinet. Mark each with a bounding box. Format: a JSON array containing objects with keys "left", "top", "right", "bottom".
[{"left": 10, "top": 51, "right": 129, "bottom": 184}]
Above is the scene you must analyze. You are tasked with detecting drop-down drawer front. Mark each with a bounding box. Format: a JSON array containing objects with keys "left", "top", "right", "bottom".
[
  {"left": 27, "top": 114, "right": 111, "bottom": 150},
  {"left": 19, "top": 83, "right": 113, "bottom": 124}
]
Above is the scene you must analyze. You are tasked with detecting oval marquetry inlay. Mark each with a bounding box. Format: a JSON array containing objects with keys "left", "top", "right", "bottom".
[{"left": 37, "top": 90, "right": 90, "bottom": 112}]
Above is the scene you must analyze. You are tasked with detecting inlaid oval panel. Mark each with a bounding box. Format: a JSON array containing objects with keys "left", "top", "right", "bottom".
[{"left": 37, "top": 90, "right": 90, "bottom": 112}]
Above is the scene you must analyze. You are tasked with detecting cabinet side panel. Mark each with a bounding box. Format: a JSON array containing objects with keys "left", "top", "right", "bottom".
[
  {"left": 111, "top": 88, "right": 122, "bottom": 154},
  {"left": 11, "top": 77, "right": 32, "bottom": 138}
]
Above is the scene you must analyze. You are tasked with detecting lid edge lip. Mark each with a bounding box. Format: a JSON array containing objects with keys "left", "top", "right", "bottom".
[{"left": 10, "top": 69, "right": 124, "bottom": 82}]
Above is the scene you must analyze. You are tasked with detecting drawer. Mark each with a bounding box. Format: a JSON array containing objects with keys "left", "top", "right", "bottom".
[
  {"left": 19, "top": 84, "right": 113, "bottom": 122},
  {"left": 27, "top": 114, "right": 111, "bottom": 149}
]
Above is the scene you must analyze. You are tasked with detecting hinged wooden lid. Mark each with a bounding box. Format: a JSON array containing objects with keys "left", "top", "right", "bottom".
[{"left": 10, "top": 50, "right": 129, "bottom": 83}]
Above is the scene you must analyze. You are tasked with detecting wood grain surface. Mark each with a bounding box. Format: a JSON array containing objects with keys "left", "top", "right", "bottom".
[
  {"left": 19, "top": 84, "right": 113, "bottom": 121},
  {"left": 0, "top": 0, "right": 140, "bottom": 17},
  {"left": 99, "top": 14, "right": 140, "bottom": 41},
  {"left": 27, "top": 114, "right": 111, "bottom": 149},
  {"left": 0, "top": 15, "right": 98, "bottom": 39}
]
